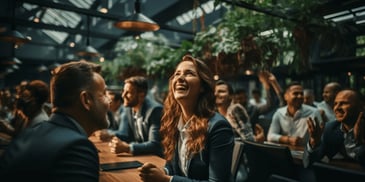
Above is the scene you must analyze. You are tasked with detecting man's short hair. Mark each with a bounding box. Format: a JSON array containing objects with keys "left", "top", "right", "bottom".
[
  {"left": 285, "top": 81, "right": 302, "bottom": 92},
  {"left": 124, "top": 76, "right": 148, "bottom": 94},
  {"left": 50, "top": 61, "right": 101, "bottom": 108},
  {"left": 215, "top": 80, "right": 234, "bottom": 95}
]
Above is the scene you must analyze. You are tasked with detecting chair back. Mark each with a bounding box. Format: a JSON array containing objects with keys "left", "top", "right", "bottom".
[
  {"left": 267, "top": 174, "right": 299, "bottom": 182},
  {"left": 231, "top": 139, "right": 245, "bottom": 181},
  {"left": 312, "top": 162, "right": 365, "bottom": 181},
  {"left": 243, "top": 140, "right": 297, "bottom": 182}
]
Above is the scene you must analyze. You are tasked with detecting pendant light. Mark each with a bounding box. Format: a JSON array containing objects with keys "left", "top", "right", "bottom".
[
  {"left": 0, "top": 30, "right": 30, "bottom": 45},
  {"left": 76, "top": 15, "right": 100, "bottom": 58},
  {"left": 1, "top": 43, "right": 22, "bottom": 65},
  {"left": 2, "top": 57, "right": 22, "bottom": 65},
  {"left": 0, "top": 0, "right": 30, "bottom": 45},
  {"left": 114, "top": 0, "right": 159, "bottom": 32}
]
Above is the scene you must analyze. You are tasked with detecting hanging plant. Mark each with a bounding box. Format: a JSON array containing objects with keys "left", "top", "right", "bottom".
[
  {"left": 189, "top": 5, "right": 287, "bottom": 77},
  {"left": 100, "top": 0, "right": 356, "bottom": 82},
  {"left": 190, "top": 0, "right": 354, "bottom": 75}
]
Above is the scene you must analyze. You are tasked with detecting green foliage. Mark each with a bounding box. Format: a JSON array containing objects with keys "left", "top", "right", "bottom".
[
  {"left": 190, "top": 5, "right": 293, "bottom": 71},
  {"left": 146, "top": 40, "right": 193, "bottom": 79},
  {"left": 100, "top": 33, "right": 192, "bottom": 83},
  {"left": 101, "top": 0, "right": 352, "bottom": 81}
]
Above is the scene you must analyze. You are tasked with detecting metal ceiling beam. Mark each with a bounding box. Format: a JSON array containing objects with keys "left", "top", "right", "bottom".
[
  {"left": 18, "top": 6, "right": 43, "bottom": 19},
  {"left": 152, "top": 0, "right": 210, "bottom": 24},
  {"left": 221, "top": 0, "right": 299, "bottom": 22},
  {"left": 160, "top": 24, "right": 195, "bottom": 35},
  {"left": 315, "top": 0, "right": 365, "bottom": 16},
  {"left": 18, "top": 0, "right": 194, "bottom": 35},
  {"left": 0, "top": 17, "right": 120, "bottom": 40},
  {"left": 19, "top": 0, "right": 118, "bottom": 20},
  {"left": 99, "top": 0, "right": 204, "bottom": 50}
]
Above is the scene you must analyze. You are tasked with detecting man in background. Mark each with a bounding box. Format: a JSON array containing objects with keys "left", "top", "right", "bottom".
[
  {"left": 303, "top": 88, "right": 319, "bottom": 108},
  {"left": 107, "top": 76, "right": 163, "bottom": 157},
  {"left": 268, "top": 81, "right": 323, "bottom": 146},
  {"left": 317, "top": 82, "right": 342, "bottom": 122}
]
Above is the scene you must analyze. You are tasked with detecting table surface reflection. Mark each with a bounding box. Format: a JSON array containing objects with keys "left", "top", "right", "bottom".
[{"left": 89, "top": 136, "right": 166, "bottom": 182}]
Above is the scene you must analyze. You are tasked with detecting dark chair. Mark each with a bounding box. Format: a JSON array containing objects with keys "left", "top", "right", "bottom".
[
  {"left": 243, "top": 140, "right": 297, "bottom": 182},
  {"left": 231, "top": 139, "right": 245, "bottom": 182},
  {"left": 267, "top": 174, "right": 299, "bottom": 182},
  {"left": 312, "top": 162, "right": 365, "bottom": 182}
]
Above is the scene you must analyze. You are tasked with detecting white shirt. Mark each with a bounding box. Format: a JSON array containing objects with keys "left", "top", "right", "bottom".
[
  {"left": 268, "top": 104, "right": 323, "bottom": 144},
  {"left": 317, "top": 101, "right": 336, "bottom": 122},
  {"left": 177, "top": 116, "right": 192, "bottom": 176}
]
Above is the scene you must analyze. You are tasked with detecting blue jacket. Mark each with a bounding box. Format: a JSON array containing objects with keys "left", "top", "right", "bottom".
[
  {"left": 165, "top": 112, "right": 235, "bottom": 182},
  {"left": 115, "top": 97, "right": 163, "bottom": 157},
  {"left": 303, "top": 120, "right": 365, "bottom": 168},
  {"left": 0, "top": 112, "right": 99, "bottom": 182}
]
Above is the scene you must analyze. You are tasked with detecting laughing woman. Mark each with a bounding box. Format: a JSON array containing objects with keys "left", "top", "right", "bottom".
[{"left": 138, "top": 55, "right": 234, "bottom": 182}]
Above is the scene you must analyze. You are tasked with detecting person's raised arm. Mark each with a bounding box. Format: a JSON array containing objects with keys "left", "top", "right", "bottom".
[
  {"left": 267, "top": 71, "right": 284, "bottom": 107},
  {"left": 354, "top": 112, "right": 365, "bottom": 144}
]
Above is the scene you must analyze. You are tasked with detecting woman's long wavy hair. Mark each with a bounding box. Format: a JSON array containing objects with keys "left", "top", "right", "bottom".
[{"left": 160, "top": 55, "right": 216, "bottom": 161}]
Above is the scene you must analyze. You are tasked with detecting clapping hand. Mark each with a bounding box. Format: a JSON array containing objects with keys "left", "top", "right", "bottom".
[
  {"left": 254, "top": 124, "right": 265, "bottom": 143},
  {"left": 354, "top": 112, "right": 365, "bottom": 144},
  {"left": 257, "top": 71, "right": 271, "bottom": 89},
  {"left": 307, "top": 117, "right": 324, "bottom": 148}
]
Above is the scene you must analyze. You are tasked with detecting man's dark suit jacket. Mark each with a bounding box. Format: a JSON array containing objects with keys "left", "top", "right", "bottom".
[
  {"left": 165, "top": 112, "right": 235, "bottom": 182},
  {"left": 0, "top": 112, "right": 99, "bottom": 182},
  {"left": 115, "top": 97, "right": 163, "bottom": 157},
  {"left": 303, "top": 120, "right": 365, "bottom": 168}
]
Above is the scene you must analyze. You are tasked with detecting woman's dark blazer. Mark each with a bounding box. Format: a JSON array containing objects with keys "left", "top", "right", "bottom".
[{"left": 165, "top": 112, "right": 235, "bottom": 182}]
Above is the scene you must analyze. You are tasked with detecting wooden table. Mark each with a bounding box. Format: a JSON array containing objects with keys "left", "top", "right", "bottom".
[{"left": 89, "top": 136, "right": 166, "bottom": 182}]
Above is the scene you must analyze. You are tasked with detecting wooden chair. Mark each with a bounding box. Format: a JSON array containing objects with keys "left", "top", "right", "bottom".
[
  {"left": 243, "top": 140, "right": 298, "bottom": 182},
  {"left": 312, "top": 162, "right": 365, "bottom": 182}
]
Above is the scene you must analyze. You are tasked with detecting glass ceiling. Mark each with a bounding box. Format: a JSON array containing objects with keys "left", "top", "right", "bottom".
[
  {"left": 13, "top": 0, "right": 365, "bottom": 62},
  {"left": 324, "top": 5, "right": 365, "bottom": 24},
  {"left": 175, "top": 1, "right": 224, "bottom": 26},
  {"left": 20, "top": 0, "right": 365, "bottom": 48},
  {"left": 22, "top": 0, "right": 96, "bottom": 44}
]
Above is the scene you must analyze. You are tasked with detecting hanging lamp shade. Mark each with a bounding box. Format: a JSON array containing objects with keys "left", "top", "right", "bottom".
[
  {"left": 114, "top": 13, "right": 160, "bottom": 31},
  {"left": 1, "top": 57, "right": 22, "bottom": 65},
  {"left": 0, "top": 30, "right": 30, "bottom": 45},
  {"left": 114, "top": 0, "right": 159, "bottom": 32},
  {"left": 75, "top": 16, "right": 100, "bottom": 58},
  {"left": 0, "top": 1, "right": 30, "bottom": 45},
  {"left": 76, "top": 45, "right": 100, "bottom": 57}
]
